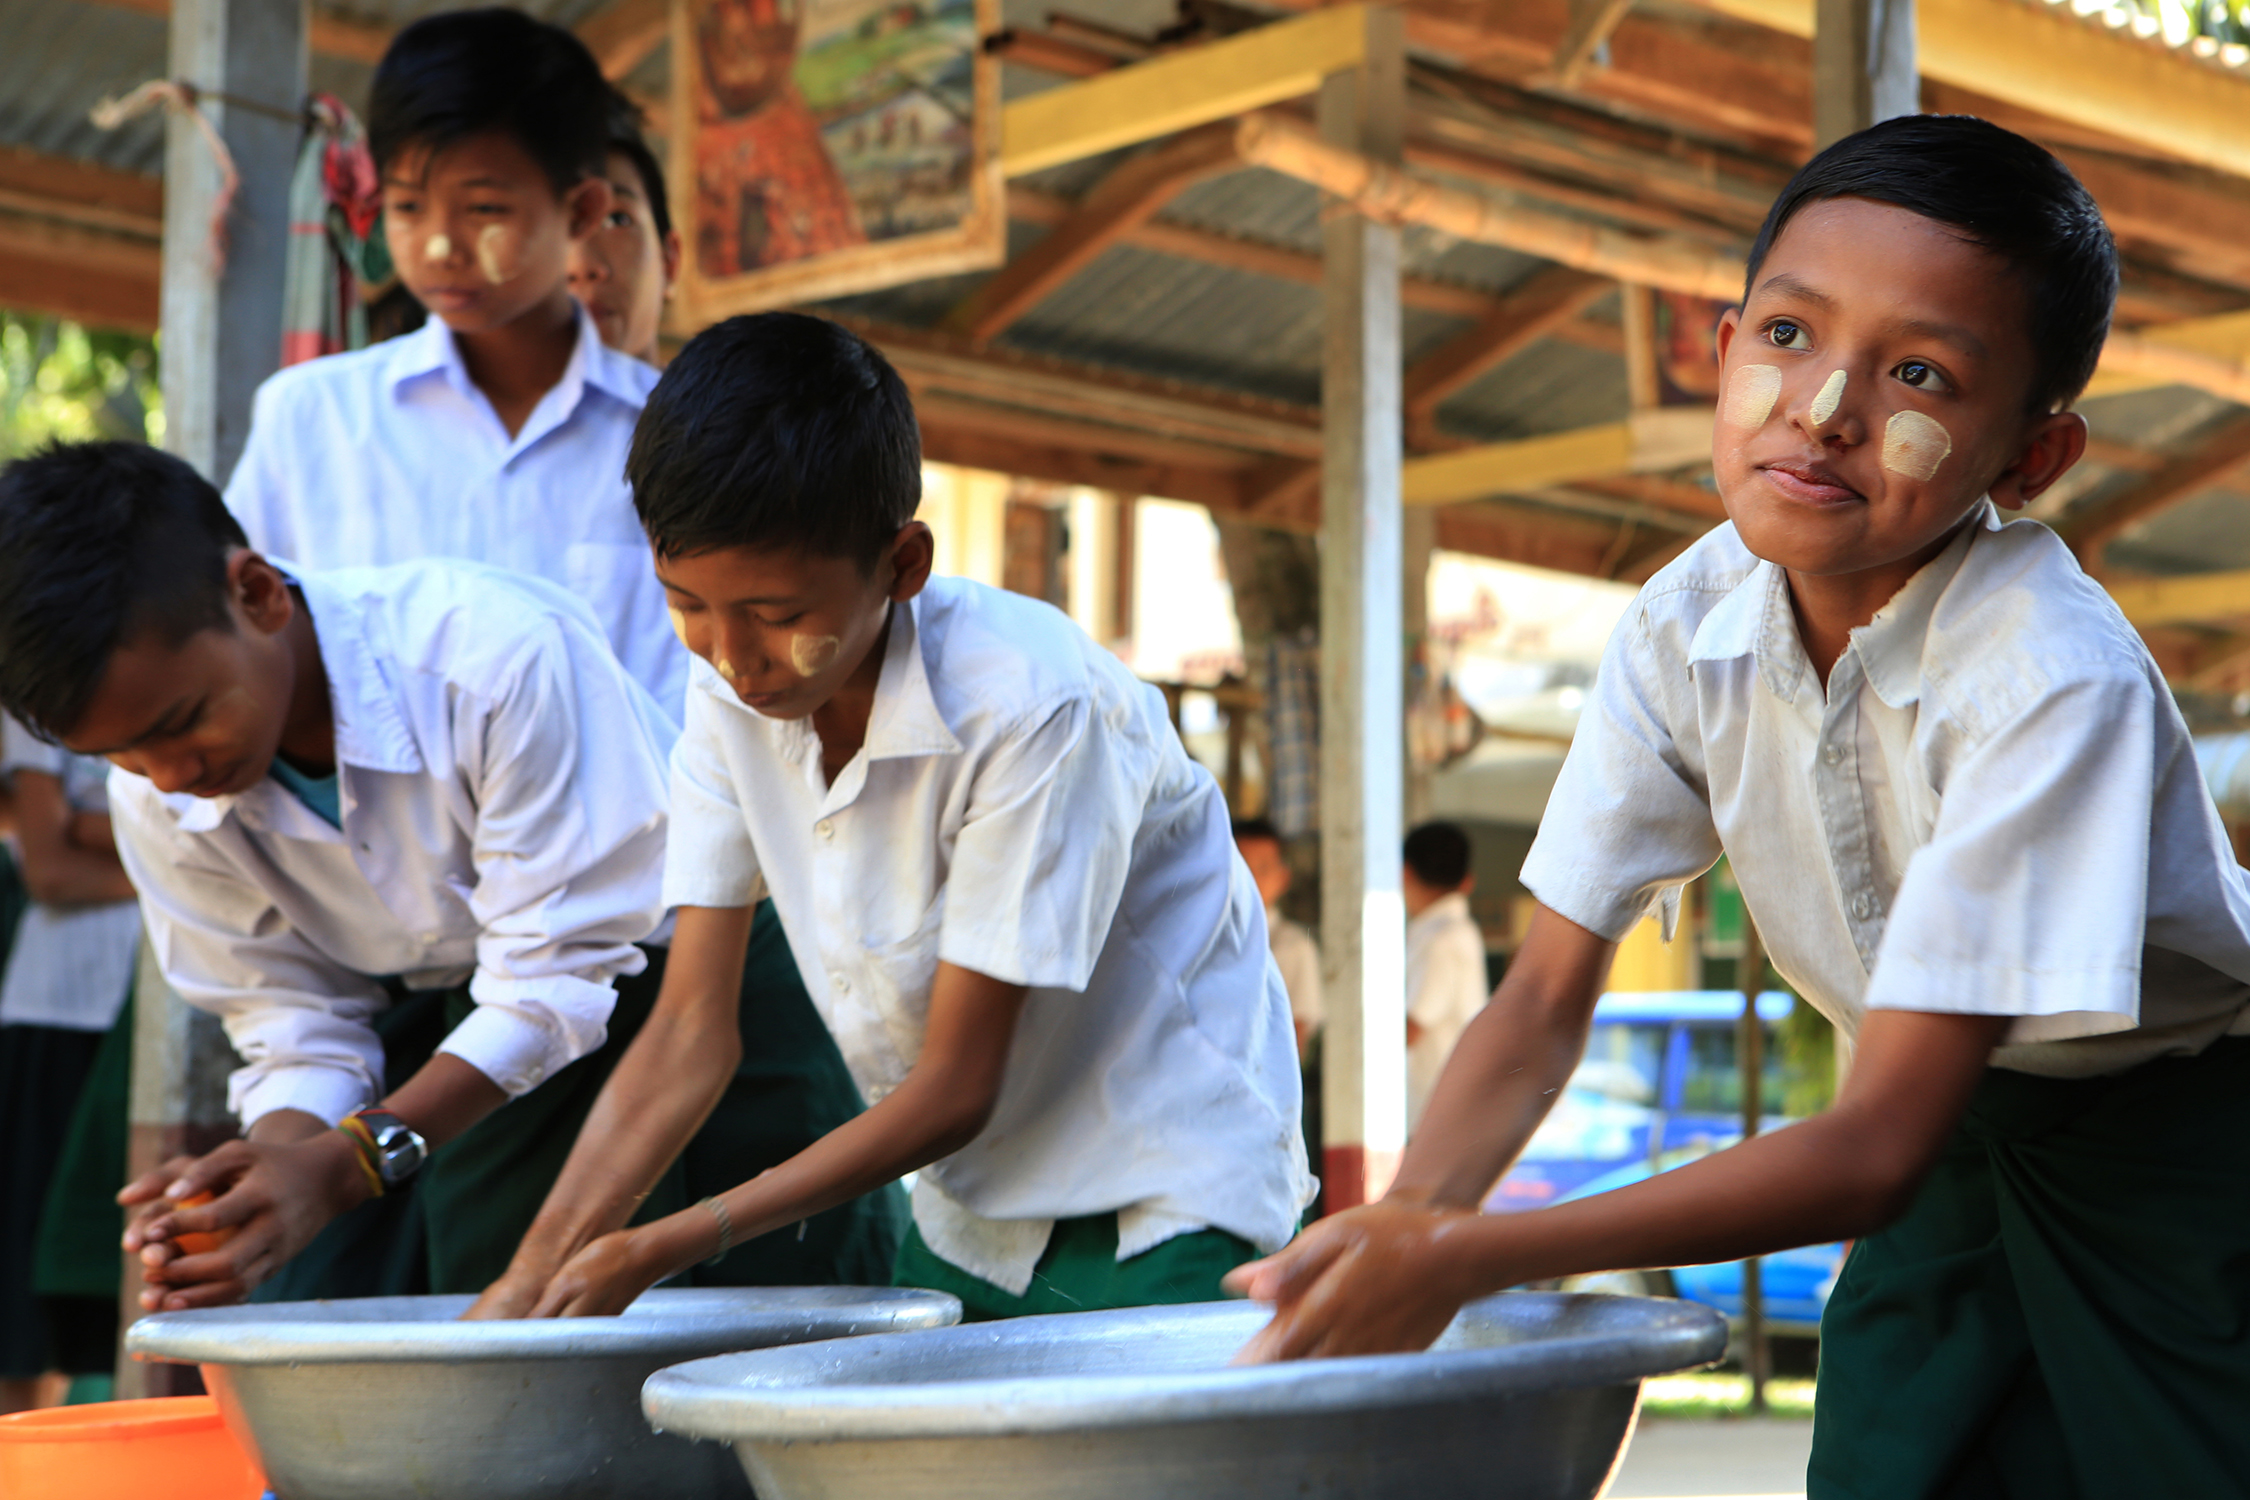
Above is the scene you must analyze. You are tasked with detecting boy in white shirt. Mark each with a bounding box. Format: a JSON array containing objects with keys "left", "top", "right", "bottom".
[
  {"left": 1228, "top": 116, "right": 2250, "bottom": 1496},
  {"left": 470, "top": 313, "right": 1313, "bottom": 1322},
  {"left": 1400, "top": 822, "right": 1487, "bottom": 1135},
  {"left": 0, "top": 440, "right": 691, "bottom": 1309},
  {"left": 1233, "top": 817, "right": 1322, "bottom": 1059}
]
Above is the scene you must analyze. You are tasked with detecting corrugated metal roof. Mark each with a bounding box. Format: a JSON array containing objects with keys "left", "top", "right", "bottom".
[{"left": 3, "top": 0, "right": 170, "bottom": 174}]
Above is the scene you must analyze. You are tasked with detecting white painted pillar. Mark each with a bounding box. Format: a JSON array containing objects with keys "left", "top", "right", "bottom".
[
  {"left": 1317, "top": 4, "right": 1407, "bottom": 1212},
  {"left": 121, "top": 0, "right": 306, "bottom": 1396},
  {"left": 1813, "top": 0, "right": 1918, "bottom": 150}
]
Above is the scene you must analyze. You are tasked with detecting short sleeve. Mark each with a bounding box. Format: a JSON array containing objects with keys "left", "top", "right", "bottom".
[
  {"left": 1865, "top": 675, "right": 2152, "bottom": 1040},
  {"left": 939, "top": 696, "right": 1146, "bottom": 991},
  {"left": 661, "top": 678, "right": 763, "bottom": 910},
  {"left": 1520, "top": 607, "right": 1723, "bottom": 940}
]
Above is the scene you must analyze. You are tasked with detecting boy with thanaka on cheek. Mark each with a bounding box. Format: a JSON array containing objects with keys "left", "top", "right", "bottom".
[
  {"left": 1227, "top": 116, "right": 2250, "bottom": 1494},
  {"left": 469, "top": 314, "right": 1314, "bottom": 1322}
]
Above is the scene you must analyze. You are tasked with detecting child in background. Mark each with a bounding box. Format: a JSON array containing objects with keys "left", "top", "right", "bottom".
[
  {"left": 568, "top": 104, "right": 679, "bottom": 368},
  {"left": 0, "top": 716, "right": 139, "bottom": 1407},
  {"left": 1230, "top": 116, "right": 2250, "bottom": 1497},
  {"left": 220, "top": 8, "right": 899, "bottom": 1294},
  {"left": 469, "top": 314, "right": 1313, "bottom": 1323},
  {"left": 1400, "top": 821, "right": 1487, "bottom": 1136},
  {"left": 1233, "top": 817, "right": 1321, "bottom": 1061}
]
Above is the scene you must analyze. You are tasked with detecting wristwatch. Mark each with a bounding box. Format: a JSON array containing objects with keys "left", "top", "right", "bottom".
[{"left": 345, "top": 1108, "right": 429, "bottom": 1189}]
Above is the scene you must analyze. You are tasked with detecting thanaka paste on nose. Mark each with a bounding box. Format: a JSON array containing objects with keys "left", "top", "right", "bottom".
[
  {"left": 1809, "top": 369, "right": 1847, "bottom": 428},
  {"left": 1724, "top": 364, "right": 1782, "bottom": 429},
  {"left": 668, "top": 608, "right": 689, "bottom": 646},
  {"left": 1882, "top": 410, "right": 1953, "bottom": 481},
  {"left": 423, "top": 232, "right": 451, "bottom": 264}
]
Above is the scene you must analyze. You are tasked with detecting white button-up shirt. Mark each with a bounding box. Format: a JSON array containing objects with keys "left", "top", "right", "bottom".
[
  {"left": 1525, "top": 503, "right": 2250, "bottom": 1079},
  {"left": 0, "top": 716, "right": 140, "bottom": 1032},
  {"left": 223, "top": 302, "right": 688, "bottom": 712},
  {"left": 664, "top": 576, "right": 1314, "bottom": 1294},
  {"left": 109, "top": 560, "right": 676, "bottom": 1125},
  {"left": 1405, "top": 891, "right": 1488, "bottom": 1130}
]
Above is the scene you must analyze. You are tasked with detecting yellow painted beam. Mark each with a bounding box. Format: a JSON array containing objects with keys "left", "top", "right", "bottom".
[
  {"left": 1000, "top": 4, "right": 1371, "bottom": 178},
  {"left": 1401, "top": 408, "right": 1717, "bottom": 505},
  {"left": 1690, "top": 0, "right": 2250, "bottom": 181},
  {"left": 2107, "top": 568, "right": 2250, "bottom": 628}
]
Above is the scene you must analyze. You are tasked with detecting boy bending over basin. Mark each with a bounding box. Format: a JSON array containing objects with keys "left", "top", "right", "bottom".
[
  {"left": 471, "top": 314, "right": 1315, "bottom": 1322},
  {"left": 1226, "top": 115, "right": 2250, "bottom": 1498},
  {"left": 0, "top": 442, "right": 689, "bottom": 1310}
]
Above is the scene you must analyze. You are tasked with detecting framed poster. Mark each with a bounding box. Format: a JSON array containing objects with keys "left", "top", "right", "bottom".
[{"left": 672, "top": 0, "right": 1004, "bottom": 320}]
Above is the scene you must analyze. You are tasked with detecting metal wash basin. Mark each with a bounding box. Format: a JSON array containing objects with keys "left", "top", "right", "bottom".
[
  {"left": 126, "top": 1287, "right": 961, "bottom": 1500},
  {"left": 642, "top": 1292, "right": 1728, "bottom": 1500}
]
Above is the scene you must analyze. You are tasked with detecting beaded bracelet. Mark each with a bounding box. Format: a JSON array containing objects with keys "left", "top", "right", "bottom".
[
  {"left": 335, "top": 1115, "right": 387, "bottom": 1199},
  {"left": 698, "top": 1195, "right": 734, "bottom": 1265}
]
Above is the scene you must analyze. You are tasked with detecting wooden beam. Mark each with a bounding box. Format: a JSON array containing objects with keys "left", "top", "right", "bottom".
[
  {"left": 987, "top": 27, "right": 1127, "bottom": 79},
  {"left": 946, "top": 125, "right": 1240, "bottom": 341},
  {"left": 1435, "top": 497, "right": 1677, "bottom": 578},
  {"left": 1403, "top": 265, "right": 1611, "bottom": 419},
  {"left": 1551, "top": 0, "right": 1637, "bottom": 86},
  {"left": 2059, "top": 413, "right": 2250, "bottom": 562},
  {"left": 2095, "top": 313, "right": 2250, "bottom": 408},
  {"left": 1001, "top": 4, "right": 1373, "bottom": 177},
  {"left": 578, "top": 0, "right": 667, "bottom": 81},
  {"left": 0, "top": 214, "right": 161, "bottom": 286},
  {"left": 1577, "top": 471, "right": 1731, "bottom": 521},
  {"left": 911, "top": 392, "right": 1265, "bottom": 474},
  {"left": 0, "top": 146, "right": 163, "bottom": 232},
  {"left": 2107, "top": 567, "right": 2250, "bottom": 629},
  {"left": 1401, "top": 406, "right": 1715, "bottom": 505},
  {"left": 917, "top": 424, "right": 1248, "bottom": 512},
  {"left": 0, "top": 240, "right": 158, "bottom": 330}
]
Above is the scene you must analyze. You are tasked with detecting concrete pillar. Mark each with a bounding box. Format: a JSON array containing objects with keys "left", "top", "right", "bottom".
[
  {"left": 1317, "top": 4, "right": 1408, "bottom": 1213},
  {"left": 1813, "top": 0, "right": 1918, "bottom": 150}
]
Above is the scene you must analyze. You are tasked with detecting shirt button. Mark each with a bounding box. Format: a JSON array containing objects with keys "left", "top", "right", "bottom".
[
  {"left": 816, "top": 819, "right": 835, "bottom": 842},
  {"left": 1823, "top": 744, "right": 1842, "bottom": 766},
  {"left": 1850, "top": 893, "right": 1874, "bottom": 920},
  {"left": 831, "top": 973, "right": 851, "bottom": 995}
]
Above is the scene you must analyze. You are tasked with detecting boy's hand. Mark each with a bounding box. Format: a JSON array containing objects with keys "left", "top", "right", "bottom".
[
  {"left": 1225, "top": 1200, "right": 1488, "bottom": 1364},
  {"left": 119, "top": 1131, "right": 374, "bottom": 1310},
  {"left": 526, "top": 1228, "right": 664, "bottom": 1318}
]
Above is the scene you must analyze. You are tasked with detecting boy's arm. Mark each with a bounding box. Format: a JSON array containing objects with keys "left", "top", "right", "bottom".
[
  {"left": 498, "top": 957, "right": 1027, "bottom": 1319},
  {"left": 10, "top": 769, "right": 135, "bottom": 905},
  {"left": 1232, "top": 1004, "right": 2005, "bottom": 1361}
]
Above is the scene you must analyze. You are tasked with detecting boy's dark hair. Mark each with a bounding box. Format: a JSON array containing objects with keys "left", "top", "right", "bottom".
[
  {"left": 370, "top": 8, "right": 611, "bottom": 195},
  {"left": 0, "top": 442, "right": 246, "bottom": 741},
  {"left": 1233, "top": 817, "right": 1283, "bottom": 845},
  {"left": 607, "top": 94, "right": 672, "bottom": 241},
  {"left": 629, "top": 313, "right": 921, "bottom": 569},
  {"left": 1744, "top": 114, "right": 2117, "bottom": 415},
  {"left": 1404, "top": 822, "right": 1473, "bottom": 892}
]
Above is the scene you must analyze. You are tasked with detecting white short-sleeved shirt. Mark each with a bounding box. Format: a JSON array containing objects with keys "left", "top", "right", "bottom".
[
  {"left": 223, "top": 302, "right": 687, "bottom": 712},
  {"left": 1524, "top": 502, "right": 2250, "bottom": 1079},
  {"left": 1405, "top": 891, "right": 1488, "bottom": 1129},
  {"left": 0, "top": 716, "right": 140, "bottom": 1032},
  {"left": 109, "top": 560, "right": 676, "bottom": 1126},
  {"left": 664, "top": 576, "right": 1314, "bottom": 1294},
  {"left": 1269, "top": 908, "right": 1323, "bottom": 1034}
]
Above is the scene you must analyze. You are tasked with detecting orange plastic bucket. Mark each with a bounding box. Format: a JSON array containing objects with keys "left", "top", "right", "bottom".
[{"left": 0, "top": 1395, "right": 264, "bottom": 1500}]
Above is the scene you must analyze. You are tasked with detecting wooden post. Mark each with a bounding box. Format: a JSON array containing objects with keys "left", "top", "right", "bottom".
[
  {"left": 1736, "top": 914, "right": 1771, "bottom": 1415},
  {"left": 1403, "top": 504, "right": 1436, "bottom": 829},
  {"left": 1317, "top": 5, "right": 1407, "bottom": 1213},
  {"left": 121, "top": 0, "right": 307, "bottom": 1398},
  {"left": 1813, "top": 0, "right": 1918, "bottom": 151}
]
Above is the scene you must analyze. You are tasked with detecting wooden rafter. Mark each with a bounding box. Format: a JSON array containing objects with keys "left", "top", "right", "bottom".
[
  {"left": 0, "top": 147, "right": 161, "bottom": 239},
  {"left": 2059, "top": 413, "right": 2250, "bottom": 563},
  {"left": 578, "top": 0, "right": 669, "bottom": 81},
  {"left": 1549, "top": 0, "right": 1637, "bottom": 86},
  {"left": 945, "top": 124, "right": 1241, "bottom": 342},
  {"left": 1402, "top": 265, "right": 1612, "bottom": 427},
  {"left": 2108, "top": 566, "right": 2250, "bottom": 629}
]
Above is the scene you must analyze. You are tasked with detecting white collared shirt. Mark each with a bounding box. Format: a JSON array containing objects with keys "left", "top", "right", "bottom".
[
  {"left": 1268, "top": 905, "right": 1323, "bottom": 1034},
  {"left": 664, "top": 577, "right": 1314, "bottom": 1294},
  {"left": 223, "top": 303, "right": 688, "bottom": 712},
  {"left": 1525, "top": 503, "right": 2250, "bottom": 1079},
  {"left": 1405, "top": 891, "right": 1488, "bottom": 1130},
  {"left": 0, "top": 716, "right": 140, "bottom": 1032},
  {"left": 109, "top": 560, "right": 676, "bottom": 1125}
]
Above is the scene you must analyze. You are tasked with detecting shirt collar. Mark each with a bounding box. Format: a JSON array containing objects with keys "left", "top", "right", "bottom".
[
  {"left": 862, "top": 596, "right": 965, "bottom": 761},
  {"left": 1848, "top": 499, "right": 1997, "bottom": 710},
  {"left": 385, "top": 301, "right": 647, "bottom": 426},
  {"left": 1687, "top": 557, "right": 1807, "bottom": 702},
  {"left": 1409, "top": 890, "right": 1472, "bottom": 932}
]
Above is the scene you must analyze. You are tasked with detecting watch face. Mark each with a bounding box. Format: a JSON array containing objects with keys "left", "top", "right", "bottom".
[{"left": 367, "top": 1118, "right": 428, "bottom": 1184}]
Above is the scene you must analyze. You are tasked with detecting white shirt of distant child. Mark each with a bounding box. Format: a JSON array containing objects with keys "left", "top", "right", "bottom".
[
  {"left": 108, "top": 559, "right": 678, "bottom": 1127},
  {"left": 1525, "top": 500, "right": 2250, "bottom": 1077},
  {"left": 0, "top": 715, "right": 141, "bottom": 1032},
  {"left": 1405, "top": 890, "right": 1489, "bottom": 1132},
  {"left": 222, "top": 300, "right": 688, "bottom": 712},
  {"left": 664, "top": 575, "right": 1316, "bottom": 1295}
]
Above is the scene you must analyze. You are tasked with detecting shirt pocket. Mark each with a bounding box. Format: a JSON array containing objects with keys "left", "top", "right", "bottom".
[{"left": 857, "top": 891, "right": 945, "bottom": 1094}]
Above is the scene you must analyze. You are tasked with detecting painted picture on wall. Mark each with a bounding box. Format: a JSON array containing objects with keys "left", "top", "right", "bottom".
[{"left": 672, "top": 0, "right": 1003, "bottom": 318}]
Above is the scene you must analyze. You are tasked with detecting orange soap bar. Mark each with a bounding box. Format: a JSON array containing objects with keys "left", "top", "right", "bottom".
[{"left": 170, "top": 1192, "right": 237, "bottom": 1258}]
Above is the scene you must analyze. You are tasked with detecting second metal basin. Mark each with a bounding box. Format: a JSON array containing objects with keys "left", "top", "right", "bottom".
[
  {"left": 642, "top": 1291, "right": 1727, "bottom": 1500},
  {"left": 127, "top": 1286, "right": 960, "bottom": 1500}
]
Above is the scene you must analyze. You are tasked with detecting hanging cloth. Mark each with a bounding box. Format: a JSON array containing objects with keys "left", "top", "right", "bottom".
[{"left": 281, "top": 95, "right": 387, "bottom": 366}]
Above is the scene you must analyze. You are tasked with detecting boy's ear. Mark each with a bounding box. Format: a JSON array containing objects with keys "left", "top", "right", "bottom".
[
  {"left": 229, "top": 550, "right": 297, "bottom": 637},
  {"left": 885, "top": 521, "right": 935, "bottom": 604},
  {"left": 1989, "top": 410, "right": 2088, "bottom": 512},
  {"left": 1714, "top": 306, "right": 1742, "bottom": 367},
  {"left": 565, "top": 174, "right": 615, "bottom": 243}
]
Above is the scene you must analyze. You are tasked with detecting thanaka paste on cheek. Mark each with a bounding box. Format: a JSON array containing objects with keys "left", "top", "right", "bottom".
[
  {"left": 668, "top": 608, "right": 689, "bottom": 646},
  {"left": 423, "top": 232, "right": 452, "bottom": 264},
  {"left": 1882, "top": 410, "right": 1954, "bottom": 481},
  {"left": 1724, "top": 363, "right": 1782, "bottom": 429},
  {"left": 1809, "top": 369, "right": 1846, "bottom": 428},
  {"left": 790, "top": 634, "right": 842, "bottom": 677},
  {"left": 475, "top": 225, "right": 517, "bottom": 285}
]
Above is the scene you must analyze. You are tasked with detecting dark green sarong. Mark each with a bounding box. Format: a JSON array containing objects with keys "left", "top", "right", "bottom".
[{"left": 1810, "top": 1036, "right": 2250, "bottom": 1500}]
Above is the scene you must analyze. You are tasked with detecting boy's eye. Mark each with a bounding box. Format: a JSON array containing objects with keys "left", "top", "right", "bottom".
[
  {"left": 607, "top": 210, "right": 636, "bottom": 229},
  {"left": 1766, "top": 320, "right": 1810, "bottom": 351},
  {"left": 1893, "top": 359, "right": 1952, "bottom": 394}
]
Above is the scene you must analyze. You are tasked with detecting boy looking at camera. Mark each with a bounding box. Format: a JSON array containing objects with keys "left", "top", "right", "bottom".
[
  {"left": 470, "top": 314, "right": 1313, "bottom": 1323},
  {"left": 1230, "top": 116, "right": 2250, "bottom": 1498}
]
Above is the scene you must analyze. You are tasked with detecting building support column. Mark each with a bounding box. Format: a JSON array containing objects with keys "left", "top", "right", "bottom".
[
  {"left": 1317, "top": 4, "right": 1407, "bottom": 1213},
  {"left": 120, "top": 0, "right": 306, "bottom": 1397},
  {"left": 1813, "top": 0, "right": 1918, "bottom": 150}
]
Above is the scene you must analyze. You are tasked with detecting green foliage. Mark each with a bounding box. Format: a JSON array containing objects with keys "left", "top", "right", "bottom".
[
  {"left": 0, "top": 313, "right": 162, "bottom": 459},
  {"left": 1776, "top": 993, "right": 1837, "bottom": 1118},
  {"left": 2112, "top": 0, "right": 2250, "bottom": 47}
]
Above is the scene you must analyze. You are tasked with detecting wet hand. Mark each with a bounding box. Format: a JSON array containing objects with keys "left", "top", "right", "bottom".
[
  {"left": 1223, "top": 1200, "right": 1489, "bottom": 1363},
  {"left": 120, "top": 1134, "right": 374, "bottom": 1311},
  {"left": 528, "top": 1229, "right": 660, "bottom": 1319},
  {"left": 462, "top": 1262, "right": 558, "bottom": 1321}
]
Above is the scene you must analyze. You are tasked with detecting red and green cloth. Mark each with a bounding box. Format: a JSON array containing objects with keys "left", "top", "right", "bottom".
[{"left": 281, "top": 95, "right": 389, "bottom": 367}]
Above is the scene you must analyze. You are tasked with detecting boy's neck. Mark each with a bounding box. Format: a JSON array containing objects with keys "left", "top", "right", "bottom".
[
  {"left": 810, "top": 604, "right": 895, "bottom": 783},
  {"left": 1783, "top": 520, "right": 1968, "bottom": 692},
  {"left": 277, "top": 594, "right": 337, "bottom": 776},
  {"left": 450, "top": 288, "right": 581, "bottom": 439}
]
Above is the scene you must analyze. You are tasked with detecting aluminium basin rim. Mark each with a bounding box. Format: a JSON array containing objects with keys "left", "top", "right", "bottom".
[
  {"left": 125, "top": 1288, "right": 962, "bottom": 1367},
  {"left": 640, "top": 1296, "right": 1729, "bottom": 1443}
]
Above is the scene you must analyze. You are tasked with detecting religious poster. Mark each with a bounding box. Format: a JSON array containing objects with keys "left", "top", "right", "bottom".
[{"left": 672, "top": 0, "right": 1003, "bottom": 320}]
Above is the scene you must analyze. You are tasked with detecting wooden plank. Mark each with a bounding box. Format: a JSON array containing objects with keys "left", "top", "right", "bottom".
[
  {"left": 2107, "top": 567, "right": 2250, "bottom": 628},
  {"left": 917, "top": 424, "right": 1247, "bottom": 511},
  {"left": 0, "top": 214, "right": 162, "bottom": 281},
  {"left": 0, "top": 146, "right": 163, "bottom": 227},
  {"left": 578, "top": 0, "right": 667, "bottom": 80},
  {"left": 1551, "top": 0, "right": 1637, "bottom": 86},
  {"left": 2059, "top": 412, "right": 2250, "bottom": 563},
  {"left": 946, "top": 124, "right": 1240, "bottom": 341},
  {"left": 1404, "top": 265, "right": 1612, "bottom": 417},
  {"left": 909, "top": 391, "right": 1267, "bottom": 473},
  {"left": 1000, "top": 4, "right": 1371, "bottom": 177},
  {"left": 1401, "top": 407, "right": 1714, "bottom": 506},
  {"left": 0, "top": 241, "right": 158, "bottom": 330}
]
